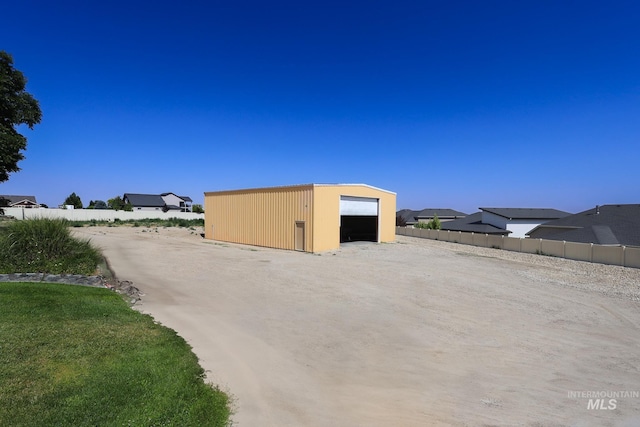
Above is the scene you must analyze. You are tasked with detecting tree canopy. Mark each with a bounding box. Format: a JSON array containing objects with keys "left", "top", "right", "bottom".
[
  {"left": 63, "top": 192, "right": 83, "bottom": 209},
  {"left": 107, "top": 196, "right": 132, "bottom": 211},
  {"left": 88, "top": 200, "right": 108, "bottom": 209},
  {"left": 0, "top": 51, "right": 42, "bottom": 182}
]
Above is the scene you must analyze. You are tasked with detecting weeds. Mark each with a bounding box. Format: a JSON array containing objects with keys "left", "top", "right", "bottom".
[
  {"left": 0, "top": 218, "right": 101, "bottom": 275},
  {"left": 68, "top": 218, "right": 204, "bottom": 228}
]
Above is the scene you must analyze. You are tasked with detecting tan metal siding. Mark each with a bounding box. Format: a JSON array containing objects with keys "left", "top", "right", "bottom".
[
  {"left": 204, "top": 185, "right": 313, "bottom": 251},
  {"left": 311, "top": 187, "right": 341, "bottom": 252},
  {"left": 313, "top": 185, "right": 397, "bottom": 252},
  {"left": 204, "top": 183, "right": 395, "bottom": 253}
]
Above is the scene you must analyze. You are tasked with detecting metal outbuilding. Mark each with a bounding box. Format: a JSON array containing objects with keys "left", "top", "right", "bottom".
[{"left": 204, "top": 184, "right": 396, "bottom": 252}]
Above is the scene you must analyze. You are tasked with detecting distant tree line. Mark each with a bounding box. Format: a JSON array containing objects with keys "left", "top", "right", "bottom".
[{"left": 58, "top": 193, "right": 204, "bottom": 212}]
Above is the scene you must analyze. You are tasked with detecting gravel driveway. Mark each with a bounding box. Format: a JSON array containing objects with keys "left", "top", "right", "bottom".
[{"left": 74, "top": 227, "right": 640, "bottom": 426}]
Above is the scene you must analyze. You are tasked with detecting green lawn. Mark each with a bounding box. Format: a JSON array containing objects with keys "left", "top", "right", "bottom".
[{"left": 0, "top": 282, "right": 231, "bottom": 427}]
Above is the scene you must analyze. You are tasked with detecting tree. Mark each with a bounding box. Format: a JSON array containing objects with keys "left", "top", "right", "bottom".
[
  {"left": 107, "top": 196, "right": 132, "bottom": 211},
  {"left": 87, "top": 200, "right": 108, "bottom": 209},
  {"left": 414, "top": 215, "right": 441, "bottom": 230},
  {"left": 427, "top": 215, "right": 441, "bottom": 230},
  {"left": 93, "top": 200, "right": 108, "bottom": 209},
  {"left": 0, "top": 196, "right": 9, "bottom": 215},
  {"left": 107, "top": 196, "right": 123, "bottom": 210},
  {"left": 0, "top": 51, "right": 42, "bottom": 183},
  {"left": 63, "top": 192, "right": 83, "bottom": 209},
  {"left": 192, "top": 204, "right": 204, "bottom": 214}
]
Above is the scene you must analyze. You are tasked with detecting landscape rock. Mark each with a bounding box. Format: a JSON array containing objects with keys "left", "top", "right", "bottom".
[{"left": 0, "top": 273, "right": 143, "bottom": 305}]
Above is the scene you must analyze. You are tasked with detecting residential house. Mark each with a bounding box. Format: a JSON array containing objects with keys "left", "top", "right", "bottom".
[
  {"left": 477, "top": 208, "right": 571, "bottom": 238},
  {"left": 123, "top": 193, "right": 193, "bottom": 212},
  {"left": 161, "top": 193, "right": 193, "bottom": 212},
  {"left": 0, "top": 195, "right": 39, "bottom": 208},
  {"left": 527, "top": 204, "right": 640, "bottom": 246},
  {"left": 396, "top": 209, "right": 420, "bottom": 227},
  {"left": 439, "top": 208, "right": 571, "bottom": 237},
  {"left": 396, "top": 208, "right": 467, "bottom": 226},
  {"left": 415, "top": 209, "right": 467, "bottom": 223},
  {"left": 439, "top": 212, "right": 512, "bottom": 235}
]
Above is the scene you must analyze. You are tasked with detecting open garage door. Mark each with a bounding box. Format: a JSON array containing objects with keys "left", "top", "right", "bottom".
[{"left": 340, "top": 196, "right": 379, "bottom": 243}]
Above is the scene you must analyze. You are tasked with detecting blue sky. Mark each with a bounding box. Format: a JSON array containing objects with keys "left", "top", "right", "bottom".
[{"left": 1, "top": 1, "right": 639, "bottom": 213}]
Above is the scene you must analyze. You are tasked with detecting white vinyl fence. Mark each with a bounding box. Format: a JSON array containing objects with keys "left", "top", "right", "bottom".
[
  {"left": 3, "top": 207, "right": 203, "bottom": 222},
  {"left": 396, "top": 227, "right": 640, "bottom": 269}
]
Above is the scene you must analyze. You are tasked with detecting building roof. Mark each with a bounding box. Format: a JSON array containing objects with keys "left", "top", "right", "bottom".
[
  {"left": 123, "top": 193, "right": 166, "bottom": 207},
  {"left": 527, "top": 204, "right": 640, "bottom": 246},
  {"left": 396, "top": 209, "right": 420, "bottom": 224},
  {"left": 415, "top": 208, "right": 467, "bottom": 219},
  {"left": 160, "top": 193, "right": 192, "bottom": 203},
  {"left": 439, "top": 212, "right": 511, "bottom": 235},
  {"left": 0, "top": 195, "right": 38, "bottom": 206},
  {"left": 205, "top": 183, "right": 396, "bottom": 196},
  {"left": 479, "top": 207, "right": 571, "bottom": 220}
]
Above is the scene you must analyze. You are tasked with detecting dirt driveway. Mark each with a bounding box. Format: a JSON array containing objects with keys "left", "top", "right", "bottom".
[{"left": 73, "top": 226, "right": 640, "bottom": 426}]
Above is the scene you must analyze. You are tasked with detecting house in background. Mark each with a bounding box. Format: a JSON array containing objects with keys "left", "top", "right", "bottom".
[
  {"left": 478, "top": 208, "right": 571, "bottom": 238},
  {"left": 161, "top": 193, "right": 192, "bottom": 212},
  {"left": 436, "top": 207, "right": 571, "bottom": 237},
  {"left": 396, "top": 208, "right": 467, "bottom": 226},
  {"left": 396, "top": 209, "right": 420, "bottom": 226},
  {"left": 415, "top": 209, "right": 467, "bottom": 223},
  {"left": 439, "top": 212, "right": 512, "bottom": 235},
  {"left": 0, "top": 195, "right": 39, "bottom": 208},
  {"left": 123, "top": 193, "right": 193, "bottom": 212},
  {"left": 527, "top": 204, "right": 640, "bottom": 246}
]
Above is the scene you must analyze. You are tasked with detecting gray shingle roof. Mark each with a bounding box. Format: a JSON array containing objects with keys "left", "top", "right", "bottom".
[
  {"left": 527, "top": 204, "right": 640, "bottom": 246},
  {"left": 480, "top": 207, "right": 571, "bottom": 220},
  {"left": 123, "top": 193, "right": 166, "bottom": 207},
  {"left": 415, "top": 209, "right": 467, "bottom": 219},
  {"left": 396, "top": 209, "right": 420, "bottom": 224},
  {"left": 0, "top": 195, "right": 38, "bottom": 206},
  {"left": 439, "top": 212, "right": 511, "bottom": 235}
]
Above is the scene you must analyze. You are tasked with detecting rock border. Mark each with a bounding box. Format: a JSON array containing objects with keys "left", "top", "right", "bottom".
[{"left": 0, "top": 259, "right": 143, "bottom": 305}]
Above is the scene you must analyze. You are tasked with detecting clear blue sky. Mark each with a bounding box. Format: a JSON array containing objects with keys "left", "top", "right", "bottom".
[{"left": 2, "top": 1, "right": 639, "bottom": 213}]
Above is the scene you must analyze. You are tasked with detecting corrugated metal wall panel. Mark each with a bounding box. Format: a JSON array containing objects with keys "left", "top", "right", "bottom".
[
  {"left": 313, "top": 185, "right": 396, "bottom": 252},
  {"left": 204, "top": 185, "right": 314, "bottom": 251},
  {"left": 204, "top": 184, "right": 394, "bottom": 252}
]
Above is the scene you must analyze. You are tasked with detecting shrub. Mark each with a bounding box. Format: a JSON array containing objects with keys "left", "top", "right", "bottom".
[
  {"left": 415, "top": 215, "right": 441, "bottom": 230},
  {"left": 0, "top": 218, "right": 101, "bottom": 274}
]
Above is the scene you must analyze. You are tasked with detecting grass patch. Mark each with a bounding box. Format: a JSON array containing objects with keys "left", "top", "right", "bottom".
[
  {"left": 0, "top": 218, "right": 101, "bottom": 274},
  {"left": 0, "top": 282, "right": 231, "bottom": 426},
  {"left": 68, "top": 218, "right": 205, "bottom": 228}
]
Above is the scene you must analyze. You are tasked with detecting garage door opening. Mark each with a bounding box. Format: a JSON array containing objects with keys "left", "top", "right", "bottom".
[
  {"left": 340, "top": 216, "right": 378, "bottom": 242},
  {"left": 339, "top": 196, "right": 379, "bottom": 244}
]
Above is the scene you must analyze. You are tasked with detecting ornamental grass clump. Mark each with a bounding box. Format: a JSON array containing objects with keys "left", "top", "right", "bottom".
[{"left": 0, "top": 218, "right": 101, "bottom": 275}]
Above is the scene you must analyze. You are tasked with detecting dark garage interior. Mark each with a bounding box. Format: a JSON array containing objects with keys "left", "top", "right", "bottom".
[{"left": 340, "top": 216, "right": 378, "bottom": 243}]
